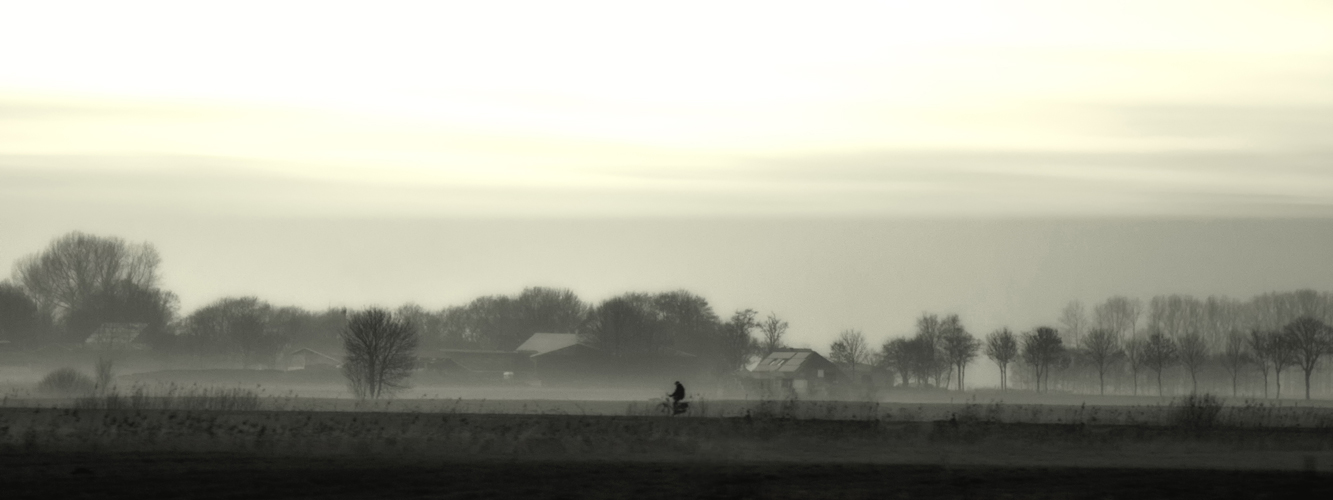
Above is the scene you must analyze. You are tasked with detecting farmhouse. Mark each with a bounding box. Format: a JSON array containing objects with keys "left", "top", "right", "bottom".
[
  {"left": 286, "top": 348, "right": 340, "bottom": 370},
  {"left": 419, "top": 333, "right": 707, "bottom": 387},
  {"left": 83, "top": 323, "right": 150, "bottom": 350},
  {"left": 515, "top": 333, "right": 607, "bottom": 386},
  {"left": 744, "top": 348, "right": 845, "bottom": 397}
]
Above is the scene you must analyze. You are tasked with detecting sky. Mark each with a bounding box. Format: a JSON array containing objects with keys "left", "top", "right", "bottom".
[{"left": 3, "top": 1, "right": 1333, "bottom": 376}]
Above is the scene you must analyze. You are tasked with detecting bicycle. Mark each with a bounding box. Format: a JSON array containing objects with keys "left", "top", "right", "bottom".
[{"left": 655, "top": 395, "right": 689, "bottom": 416}]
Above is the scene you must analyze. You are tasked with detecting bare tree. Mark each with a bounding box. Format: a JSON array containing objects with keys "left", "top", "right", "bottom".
[
  {"left": 1081, "top": 328, "right": 1121, "bottom": 395},
  {"left": 1177, "top": 331, "right": 1208, "bottom": 393},
  {"left": 1094, "top": 296, "right": 1142, "bottom": 342},
  {"left": 1021, "top": 327, "right": 1063, "bottom": 393},
  {"left": 1201, "top": 296, "right": 1244, "bottom": 350},
  {"left": 1284, "top": 316, "right": 1333, "bottom": 400},
  {"left": 1142, "top": 331, "right": 1178, "bottom": 397},
  {"left": 829, "top": 329, "right": 870, "bottom": 375},
  {"left": 914, "top": 314, "right": 950, "bottom": 387},
  {"left": 1123, "top": 337, "right": 1146, "bottom": 396},
  {"left": 1247, "top": 329, "right": 1275, "bottom": 398},
  {"left": 717, "top": 309, "right": 761, "bottom": 375},
  {"left": 1149, "top": 295, "right": 1203, "bottom": 340},
  {"left": 1059, "top": 301, "right": 1088, "bottom": 347},
  {"left": 1219, "top": 330, "right": 1249, "bottom": 397},
  {"left": 940, "top": 316, "right": 979, "bottom": 391},
  {"left": 758, "top": 312, "right": 788, "bottom": 354},
  {"left": 984, "top": 328, "right": 1018, "bottom": 391},
  {"left": 181, "top": 297, "right": 285, "bottom": 367},
  {"left": 12, "top": 232, "right": 161, "bottom": 316},
  {"left": 341, "top": 308, "right": 420, "bottom": 400},
  {"left": 395, "top": 303, "right": 443, "bottom": 347},
  {"left": 1268, "top": 330, "right": 1297, "bottom": 399},
  {"left": 880, "top": 337, "right": 914, "bottom": 386}
]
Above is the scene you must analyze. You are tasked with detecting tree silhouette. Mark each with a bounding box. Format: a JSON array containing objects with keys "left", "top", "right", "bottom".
[
  {"left": 1177, "top": 331, "right": 1208, "bottom": 393},
  {"left": 1284, "top": 316, "right": 1333, "bottom": 400},
  {"left": 984, "top": 328, "right": 1018, "bottom": 391},
  {"left": 941, "top": 318, "right": 979, "bottom": 391},
  {"left": 1142, "top": 331, "right": 1178, "bottom": 397},
  {"left": 341, "top": 308, "right": 419, "bottom": 400},
  {"left": 758, "top": 312, "right": 788, "bottom": 355},
  {"left": 1021, "top": 327, "right": 1063, "bottom": 393},
  {"left": 829, "top": 329, "right": 869, "bottom": 375},
  {"left": 1219, "top": 330, "right": 1250, "bottom": 398},
  {"left": 1123, "top": 337, "right": 1146, "bottom": 396},
  {"left": 1080, "top": 328, "right": 1121, "bottom": 396}
]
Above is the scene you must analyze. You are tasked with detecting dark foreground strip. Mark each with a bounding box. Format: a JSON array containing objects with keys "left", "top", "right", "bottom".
[{"left": 1, "top": 452, "right": 1326, "bottom": 499}]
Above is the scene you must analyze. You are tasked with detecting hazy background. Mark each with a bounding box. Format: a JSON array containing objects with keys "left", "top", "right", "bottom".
[{"left": 3, "top": 1, "right": 1333, "bottom": 380}]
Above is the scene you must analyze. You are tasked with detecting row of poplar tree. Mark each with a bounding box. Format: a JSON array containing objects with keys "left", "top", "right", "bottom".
[{"left": 823, "top": 293, "right": 1333, "bottom": 400}]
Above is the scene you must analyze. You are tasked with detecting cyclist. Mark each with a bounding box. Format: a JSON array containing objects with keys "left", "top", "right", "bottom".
[{"left": 669, "top": 381, "right": 686, "bottom": 413}]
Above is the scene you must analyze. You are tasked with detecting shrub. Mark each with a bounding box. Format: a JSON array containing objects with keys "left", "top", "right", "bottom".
[
  {"left": 1170, "top": 393, "right": 1223, "bottom": 430},
  {"left": 37, "top": 368, "right": 96, "bottom": 396}
]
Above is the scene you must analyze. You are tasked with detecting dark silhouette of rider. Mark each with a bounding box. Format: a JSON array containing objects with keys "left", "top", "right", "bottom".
[{"left": 670, "top": 381, "right": 685, "bottom": 405}]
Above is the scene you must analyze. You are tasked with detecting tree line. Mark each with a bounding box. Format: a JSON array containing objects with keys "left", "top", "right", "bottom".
[
  {"left": 819, "top": 294, "right": 1333, "bottom": 400},
  {"left": 4, "top": 232, "right": 1332, "bottom": 399},
  {"left": 1045, "top": 294, "right": 1333, "bottom": 400},
  {"left": 0, "top": 232, "right": 778, "bottom": 377}
]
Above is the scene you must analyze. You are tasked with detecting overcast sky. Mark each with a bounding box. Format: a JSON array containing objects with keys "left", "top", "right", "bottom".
[{"left": 3, "top": 2, "right": 1333, "bottom": 363}]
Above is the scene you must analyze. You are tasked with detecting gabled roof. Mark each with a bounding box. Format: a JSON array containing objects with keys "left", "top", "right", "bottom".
[
  {"left": 289, "top": 348, "right": 340, "bottom": 365},
  {"left": 431, "top": 350, "right": 529, "bottom": 372},
  {"left": 750, "top": 348, "right": 833, "bottom": 374},
  {"left": 515, "top": 333, "right": 582, "bottom": 357},
  {"left": 84, "top": 323, "right": 148, "bottom": 345}
]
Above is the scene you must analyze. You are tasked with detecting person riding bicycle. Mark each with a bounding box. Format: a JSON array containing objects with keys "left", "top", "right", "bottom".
[{"left": 668, "top": 381, "right": 686, "bottom": 414}]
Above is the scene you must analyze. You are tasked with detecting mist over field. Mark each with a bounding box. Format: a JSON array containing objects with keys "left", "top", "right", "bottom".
[{"left": 5, "top": 1, "right": 1333, "bottom": 498}]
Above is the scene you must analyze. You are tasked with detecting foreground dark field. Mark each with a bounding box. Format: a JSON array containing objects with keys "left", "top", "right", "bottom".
[
  {"left": 4, "top": 405, "right": 1333, "bottom": 498},
  {"left": 3, "top": 452, "right": 1328, "bottom": 499}
]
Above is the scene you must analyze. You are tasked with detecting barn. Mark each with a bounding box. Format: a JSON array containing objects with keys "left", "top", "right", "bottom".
[
  {"left": 744, "top": 348, "right": 845, "bottom": 398},
  {"left": 516, "top": 333, "right": 606, "bottom": 386}
]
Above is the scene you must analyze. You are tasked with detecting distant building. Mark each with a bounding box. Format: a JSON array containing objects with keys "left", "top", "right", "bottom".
[
  {"left": 744, "top": 348, "right": 845, "bottom": 397},
  {"left": 286, "top": 348, "right": 341, "bottom": 370},
  {"left": 83, "top": 323, "right": 150, "bottom": 350},
  {"left": 423, "top": 349, "right": 535, "bottom": 382},
  {"left": 516, "top": 333, "right": 607, "bottom": 386}
]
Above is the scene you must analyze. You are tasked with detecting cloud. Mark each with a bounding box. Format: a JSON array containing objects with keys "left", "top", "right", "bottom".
[{"left": 4, "top": 149, "right": 1333, "bottom": 219}]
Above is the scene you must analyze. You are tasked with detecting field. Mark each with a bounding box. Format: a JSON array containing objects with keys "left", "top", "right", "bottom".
[{"left": 4, "top": 383, "right": 1333, "bottom": 498}]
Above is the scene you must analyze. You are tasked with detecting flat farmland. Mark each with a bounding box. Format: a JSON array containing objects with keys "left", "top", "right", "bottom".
[{"left": 4, "top": 400, "right": 1333, "bottom": 498}]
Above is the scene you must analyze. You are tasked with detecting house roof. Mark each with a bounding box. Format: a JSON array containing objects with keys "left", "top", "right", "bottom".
[
  {"left": 430, "top": 350, "right": 529, "bottom": 372},
  {"left": 515, "top": 333, "right": 582, "bottom": 357},
  {"left": 84, "top": 323, "right": 148, "bottom": 345},
  {"left": 289, "top": 348, "right": 340, "bottom": 365},
  {"left": 750, "top": 348, "right": 831, "bottom": 374}
]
